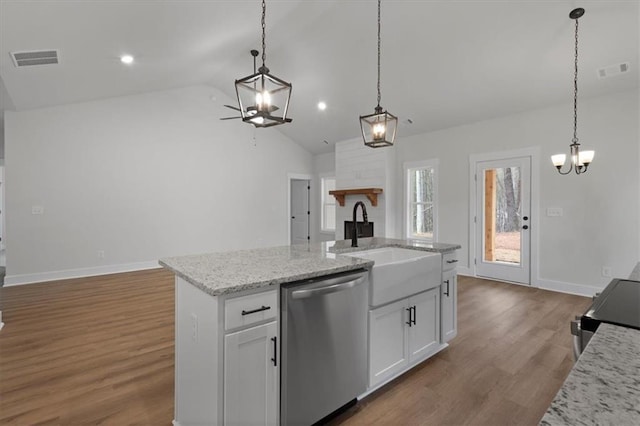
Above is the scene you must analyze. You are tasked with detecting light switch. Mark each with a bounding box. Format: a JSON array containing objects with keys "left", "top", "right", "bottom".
[
  {"left": 546, "top": 207, "right": 563, "bottom": 217},
  {"left": 31, "top": 205, "right": 44, "bottom": 215}
]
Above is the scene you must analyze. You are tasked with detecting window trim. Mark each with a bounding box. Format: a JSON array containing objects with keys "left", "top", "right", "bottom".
[
  {"left": 404, "top": 159, "right": 439, "bottom": 241},
  {"left": 320, "top": 174, "right": 336, "bottom": 233}
]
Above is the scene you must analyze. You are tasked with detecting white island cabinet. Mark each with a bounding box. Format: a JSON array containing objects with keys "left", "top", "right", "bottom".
[
  {"left": 441, "top": 251, "right": 458, "bottom": 343},
  {"left": 369, "top": 287, "right": 441, "bottom": 388},
  {"left": 174, "top": 277, "right": 278, "bottom": 426}
]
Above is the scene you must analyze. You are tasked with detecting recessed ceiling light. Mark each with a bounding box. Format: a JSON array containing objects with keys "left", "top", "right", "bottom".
[
  {"left": 317, "top": 101, "right": 327, "bottom": 111},
  {"left": 120, "top": 54, "right": 134, "bottom": 65}
]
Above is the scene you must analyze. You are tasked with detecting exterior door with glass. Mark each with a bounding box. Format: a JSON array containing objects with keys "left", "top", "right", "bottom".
[{"left": 475, "top": 157, "right": 531, "bottom": 284}]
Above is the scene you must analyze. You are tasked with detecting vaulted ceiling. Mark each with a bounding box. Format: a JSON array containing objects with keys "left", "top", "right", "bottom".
[{"left": 1, "top": 0, "right": 638, "bottom": 155}]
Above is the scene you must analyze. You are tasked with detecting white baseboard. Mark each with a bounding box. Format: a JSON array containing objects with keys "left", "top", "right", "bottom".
[
  {"left": 455, "top": 266, "right": 473, "bottom": 277},
  {"left": 456, "top": 268, "right": 598, "bottom": 298},
  {"left": 3, "top": 261, "right": 161, "bottom": 286},
  {"left": 535, "top": 278, "right": 599, "bottom": 298}
]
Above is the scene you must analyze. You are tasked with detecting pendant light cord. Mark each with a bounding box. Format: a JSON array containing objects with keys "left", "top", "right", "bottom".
[
  {"left": 261, "top": 0, "right": 267, "bottom": 69},
  {"left": 377, "top": 0, "right": 381, "bottom": 108},
  {"left": 572, "top": 17, "right": 579, "bottom": 144}
]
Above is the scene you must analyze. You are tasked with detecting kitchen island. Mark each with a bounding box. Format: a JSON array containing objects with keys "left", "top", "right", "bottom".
[
  {"left": 540, "top": 323, "right": 640, "bottom": 425},
  {"left": 540, "top": 263, "right": 640, "bottom": 426},
  {"left": 159, "top": 237, "right": 460, "bottom": 426}
]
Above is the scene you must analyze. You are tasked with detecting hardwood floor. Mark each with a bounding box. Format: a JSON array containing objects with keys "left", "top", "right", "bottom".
[{"left": 0, "top": 271, "right": 590, "bottom": 425}]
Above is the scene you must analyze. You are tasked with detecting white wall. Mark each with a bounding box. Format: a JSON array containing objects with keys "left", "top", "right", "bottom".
[
  {"left": 394, "top": 91, "right": 638, "bottom": 293},
  {"left": 312, "top": 152, "right": 335, "bottom": 242},
  {"left": 5, "top": 85, "right": 313, "bottom": 284}
]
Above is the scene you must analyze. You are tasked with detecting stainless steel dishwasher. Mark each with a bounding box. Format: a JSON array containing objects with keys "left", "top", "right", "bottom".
[{"left": 280, "top": 269, "right": 368, "bottom": 425}]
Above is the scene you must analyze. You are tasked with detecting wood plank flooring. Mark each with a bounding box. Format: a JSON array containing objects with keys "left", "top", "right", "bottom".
[{"left": 0, "top": 271, "right": 590, "bottom": 425}]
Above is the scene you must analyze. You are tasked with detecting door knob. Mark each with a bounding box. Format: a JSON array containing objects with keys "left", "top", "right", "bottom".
[{"left": 523, "top": 225, "right": 529, "bottom": 230}]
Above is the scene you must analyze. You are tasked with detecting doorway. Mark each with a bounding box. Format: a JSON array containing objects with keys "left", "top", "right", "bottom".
[
  {"left": 471, "top": 149, "right": 538, "bottom": 285},
  {"left": 289, "top": 176, "right": 310, "bottom": 245}
]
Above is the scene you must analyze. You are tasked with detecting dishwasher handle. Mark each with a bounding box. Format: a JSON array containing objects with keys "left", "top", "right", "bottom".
[{"left": 291, "top": 272, "right": 367, "bottom": 299}]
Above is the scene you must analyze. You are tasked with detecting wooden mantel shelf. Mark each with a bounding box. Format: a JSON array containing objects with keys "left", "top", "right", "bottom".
[{"left": 329, "top": 188, "right": 383, "bottom": 207}]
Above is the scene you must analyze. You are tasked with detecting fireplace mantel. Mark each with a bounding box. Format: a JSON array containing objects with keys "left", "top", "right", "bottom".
[{"left": 329, "top": 188, "right": 383, "bottom": 207}]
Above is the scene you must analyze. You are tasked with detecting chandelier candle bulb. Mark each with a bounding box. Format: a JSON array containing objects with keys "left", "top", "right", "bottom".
[{"left": 551, "top": 154, "right": 567, "bottom": 167}]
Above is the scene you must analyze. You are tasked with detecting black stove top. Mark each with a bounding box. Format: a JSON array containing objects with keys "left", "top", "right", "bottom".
[{"left": 581, "top": 278, "right": 640, "bottom": 333}]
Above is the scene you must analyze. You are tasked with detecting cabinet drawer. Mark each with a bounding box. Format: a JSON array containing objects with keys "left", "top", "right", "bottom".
[
  {"left": 225, "top": 290, "right": 278, "bottom": 331},
  {"left": 442, "top": 252, "right": 459, "bottom": 271}
]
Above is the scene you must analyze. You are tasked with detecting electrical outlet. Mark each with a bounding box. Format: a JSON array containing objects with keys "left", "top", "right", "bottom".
[
  {"left": 191, "top": 313, "right": 198, "bottom": 342},
  {"left": 97, "top": 250, "right": 105, "bottom": 259},
  {"left": 602, "top": 266, "right": 612, "bottom": 277}
]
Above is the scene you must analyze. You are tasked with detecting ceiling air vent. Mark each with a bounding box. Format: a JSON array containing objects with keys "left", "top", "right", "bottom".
[
  {"left": 597, "top": 62, "right": 630, "bottom": 79},
  {"left": 10, "top": 50, "right": 59, "bottom": 67}
]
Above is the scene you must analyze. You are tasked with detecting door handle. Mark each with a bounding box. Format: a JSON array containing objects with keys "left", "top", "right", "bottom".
[
  {"left": 271, "top": 337, "right": 277, "bottom": 367},
  {"left": 406, "top": 307, "right": 412, "bottom": 326},
  {"left": 242, "top": 305, "right": 271, "bottom": 316},
  {"left": 444, "top": 279, "right": 450, "bottom": 296},
  {"left": 290, "top": 272, "right": 367, "bottom": 299},
  {"left": 412, "top": 306, "right": 416, "bottom": 326},
  {"left": 522, "top": 225, "right": 529, "bottom": 230}
]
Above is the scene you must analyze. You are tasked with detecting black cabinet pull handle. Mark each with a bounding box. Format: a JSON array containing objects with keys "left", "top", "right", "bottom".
[
  {"left": 405, "top": 307, "right": 413, "bottom": 327},
  {"left": 271, "top": 337, "right": 277, "bottom": 367},
  {"left": 522, "top": 225, "right": 529, "bottom": 230},
  {"left": 444, "top": 279, "right": 450, "bottom": 296},
  {"left": 241, "top": 305, "right": 271, "bottom": 316},
  {"left": 412, "top": 306, "right": 417, "bottom": 326},
  {"left": 446, "top": 259, "right": 458, "bottom": 264}
]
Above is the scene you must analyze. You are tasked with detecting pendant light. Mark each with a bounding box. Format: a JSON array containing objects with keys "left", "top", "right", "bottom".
[
  {"left": 551, "top": 8, "right": 594, "bottom": 175},
  {"left": 235, "top": 0, "right": 292, "bottom": 128},
  {"left": 359, "top": 0, "right": 397, "bottom": 148}
]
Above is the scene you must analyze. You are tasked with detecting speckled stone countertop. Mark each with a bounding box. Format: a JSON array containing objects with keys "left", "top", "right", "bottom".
[
  {"left": 159, "top": 237, "right": 460, "bottom": 296},
  {"left": 540, "top": 323, "right": 640, "bottom": 425},
  {"left": 328, "top": 237, "right": 461, "bottom": 255}
]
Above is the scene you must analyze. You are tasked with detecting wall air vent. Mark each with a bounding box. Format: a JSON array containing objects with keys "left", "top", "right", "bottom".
[
  {"left": 597, "top": 62, "right": 630, "bottom": 79},
  {"left": 10, "top": 50, "right": 59, "bottom": 67}
]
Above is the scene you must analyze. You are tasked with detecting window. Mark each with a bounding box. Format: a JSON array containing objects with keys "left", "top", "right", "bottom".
[
  {"left": 405, "top": 160, "right": 438, "bottom": 241},
  {"left": 321, "top": 176, "right": 336, "bottom": 232}
]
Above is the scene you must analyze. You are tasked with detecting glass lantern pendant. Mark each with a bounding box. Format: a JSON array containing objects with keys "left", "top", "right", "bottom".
[
  {"left": 359, "top": 0, "right": 397, "bottom": 148},
  {"left": 234, "top": 0, "right": 292, "bottom": 128}
]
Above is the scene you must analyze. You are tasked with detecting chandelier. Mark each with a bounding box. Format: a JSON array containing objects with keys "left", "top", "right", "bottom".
[
  {"left": 359, "top": 0, "right": 397, "bottom": 148},
  {"left": 551, "top": 8, "right": 594, "bottom": 175},
  {"left": 234, "top": 0, "right": 292, "bottom": 128}
]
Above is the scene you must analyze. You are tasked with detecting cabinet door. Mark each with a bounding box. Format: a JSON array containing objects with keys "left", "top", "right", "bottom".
[
  {"left": 369, "top": 299, "right": 409, "bottom": 387},
  {"left": 408, "top": 288, "right": 440, "bottom": 363},
  {"left": 441, "top": 269, "right": 457, "bottom": 343},
  {"left": 224, "top": 321, "right": 278, "bottom": 426}
]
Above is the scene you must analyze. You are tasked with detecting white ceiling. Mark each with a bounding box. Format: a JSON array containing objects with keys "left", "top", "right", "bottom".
[{"left": 0, "top": 0, "right": 638, "bottom": 155}]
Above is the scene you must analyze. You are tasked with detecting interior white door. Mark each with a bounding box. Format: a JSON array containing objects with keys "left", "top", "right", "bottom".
[
  {"left": 475, "top": 157, "right": 531, "bottom": 284},
  {"left": 290, "top": 179, "right": 310, "bottom": 245}
]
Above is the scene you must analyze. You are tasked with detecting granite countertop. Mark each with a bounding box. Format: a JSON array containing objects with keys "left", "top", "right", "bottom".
[
  {"left": 328, "top": 237, "right": 461, "bottom": 254},
  {"left": 540, "top": 323, "right": 640, "bottom": 425},
  {"left": 159, "top": 237, "right": 461, "bottom": 296}
]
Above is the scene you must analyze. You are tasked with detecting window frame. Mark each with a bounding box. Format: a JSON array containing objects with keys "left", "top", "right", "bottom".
[
  {"left": 404, "top": 159, "right": 439, "bottom": 241},
  {"left": 320, "top": 174, "right": 336, "bottom": 233}
]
